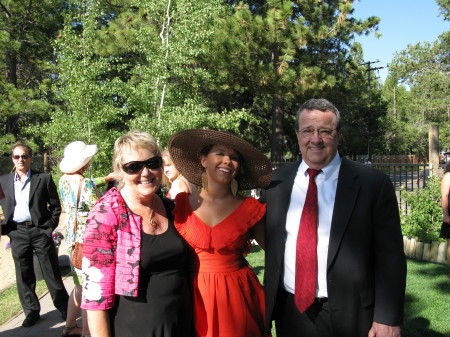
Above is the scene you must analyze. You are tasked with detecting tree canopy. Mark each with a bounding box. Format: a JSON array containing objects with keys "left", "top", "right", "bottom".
[{"left": 0, "top": 0, "right": 447, "bottom": 176}]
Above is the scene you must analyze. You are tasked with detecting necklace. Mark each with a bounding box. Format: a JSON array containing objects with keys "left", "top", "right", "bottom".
[{"left": 149, "top": 207, "right": 157, "bottom": 228}]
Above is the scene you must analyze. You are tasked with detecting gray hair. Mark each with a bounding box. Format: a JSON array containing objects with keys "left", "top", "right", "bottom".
[
  {"left": 113, "top": 130, "right": 161, "bottom": 188},
  {"left": 295, "top": 98, "right": 341, "bottom": 131}
]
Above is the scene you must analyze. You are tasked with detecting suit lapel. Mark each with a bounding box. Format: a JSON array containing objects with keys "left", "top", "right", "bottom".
[
  {"left": 5, "top": 173, "right": 15, "bottom": 206},
  {"left": 29, "top": 170, "right": 40, "bottom": 202},
  {"left": 327, "top": 158, "right": 360, "bottom": 269},
  {"left": 271, "top": 162, "right": 300, "bottom": 266}
]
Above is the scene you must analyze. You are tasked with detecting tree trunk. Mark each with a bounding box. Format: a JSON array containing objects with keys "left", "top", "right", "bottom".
[
  {"left": 6, "top": 51, "right": 17, "bottom": 86},
  {"left": 270, "top": 46, "right": 284, "bottom": 160},
  {"left": 271, "top": 94, "right": 284, "bottom": 160}
]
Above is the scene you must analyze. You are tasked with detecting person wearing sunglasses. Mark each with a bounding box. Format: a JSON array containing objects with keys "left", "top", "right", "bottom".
[
  {"left": 81, "top": 130, "right": 193, "bottom": 337},
  {"left": 0, "top": 142, "right": 69, "bottom": 328}
]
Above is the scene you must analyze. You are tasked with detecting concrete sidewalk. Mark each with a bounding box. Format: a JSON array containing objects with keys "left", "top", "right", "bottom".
[{"left": 0, "top": 276, "right": 79, "bottom": 337}]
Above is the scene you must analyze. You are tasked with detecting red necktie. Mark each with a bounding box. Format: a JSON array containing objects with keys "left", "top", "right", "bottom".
[{"left": 295, "top": 168, "right": 321, "bottom": 313}]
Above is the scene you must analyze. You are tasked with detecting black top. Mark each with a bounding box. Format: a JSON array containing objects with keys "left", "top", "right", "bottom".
[{"left": 111, "top": 198, "right": 193, "bottom": 337}]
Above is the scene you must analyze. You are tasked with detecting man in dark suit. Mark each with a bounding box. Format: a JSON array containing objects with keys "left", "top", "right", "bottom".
[
  {"left": 261, "top": 99, "right": 406, "bottom": 337},
  {"left": 0, "top": 142, "right": 68, "bottom": 327}
]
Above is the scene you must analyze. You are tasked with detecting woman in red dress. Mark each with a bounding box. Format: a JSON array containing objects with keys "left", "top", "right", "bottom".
[{"left": 169, "top": 129, "right": 272, "bottom": 337}]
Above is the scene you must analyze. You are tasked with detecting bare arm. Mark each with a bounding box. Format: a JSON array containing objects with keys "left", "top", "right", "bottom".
[
  {"left": 251, "top": 218, "right": 265, "bottom": 250},
  {"left": 441, "top": 172, "right": 450, "bottom": 223},
  {"left": 87, "top": 310, "right": 111, "bottom": 337},
  {"left": 169, "top": 178, "right": 191, "bottom": 199}
]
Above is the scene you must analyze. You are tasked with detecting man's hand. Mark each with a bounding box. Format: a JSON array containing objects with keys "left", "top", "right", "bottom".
[{"left": 368, "top": 322, "right": 401, "bottom": 337}]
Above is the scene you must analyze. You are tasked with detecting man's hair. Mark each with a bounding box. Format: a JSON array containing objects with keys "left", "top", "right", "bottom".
[
  {"left": 295, "top": 98, "right": 341, "bottom": 131},
  {"left": 11, "top": 142, "right": 33, "bottom": 156}
]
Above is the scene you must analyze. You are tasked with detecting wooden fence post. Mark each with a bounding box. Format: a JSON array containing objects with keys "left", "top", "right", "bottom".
[{"left": 429, "top": 125, "right": 439, "bottom": 177}]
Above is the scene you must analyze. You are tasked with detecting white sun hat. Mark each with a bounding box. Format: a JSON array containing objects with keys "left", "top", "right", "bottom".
[{"left": 59, "top": 141, "right": 98, "bottom": 173}]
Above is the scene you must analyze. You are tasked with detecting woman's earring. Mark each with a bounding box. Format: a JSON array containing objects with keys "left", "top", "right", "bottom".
[
  {"left": 202, "top": 171, "right": 208, "bottom": 191},
  {"left": 231, "top": 178, "right": 238, "bottom": 196}
]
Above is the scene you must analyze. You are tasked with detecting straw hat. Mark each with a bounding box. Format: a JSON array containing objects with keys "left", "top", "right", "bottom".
[
  {"left": 168, "top": 129, "right": 272, "bottom": 190},
  {"left": 60, "top": 141, "right": 98, "bottom": 173}
]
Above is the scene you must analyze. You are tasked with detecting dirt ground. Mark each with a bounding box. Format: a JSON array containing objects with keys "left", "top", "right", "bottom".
[{"left": 0, "top": 211, "right": 69, "bottom": 292}]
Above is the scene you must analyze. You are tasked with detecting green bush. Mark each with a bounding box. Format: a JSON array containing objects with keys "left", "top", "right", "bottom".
[{"left": 401, "top": 176, "right": 442, "bottom": 242}]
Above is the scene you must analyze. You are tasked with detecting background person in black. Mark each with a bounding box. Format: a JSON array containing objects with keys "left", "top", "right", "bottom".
[{"left": 0, "top": 142, "right": 68, "bottom": 327}]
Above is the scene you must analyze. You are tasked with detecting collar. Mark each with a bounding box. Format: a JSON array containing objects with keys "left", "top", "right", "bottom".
[
  {"left": 299, "top": 152, "right": 341, "bottom": 179},
  {"left": 14, "top": 169, "right": 31, "bottom": 181}
]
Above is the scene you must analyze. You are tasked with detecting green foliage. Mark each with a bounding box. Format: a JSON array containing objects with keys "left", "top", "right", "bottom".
[
  {"left": 382, "top": 28, "right": 449, "bottom": 155},
  {"left": 0, "top": 0, "right": 65, "bottom": 151},
  {"left": 436, "top": 0, "right": 450, "bottom": 20},
  {"left": 401, "top": 176, "right": 443, "bottom": 242},
  {"left": 33, "top": 0, "right": 238, "bottom": 178},
  {"left": 203, "top": 0, "right": 382, "bottom": 158}
]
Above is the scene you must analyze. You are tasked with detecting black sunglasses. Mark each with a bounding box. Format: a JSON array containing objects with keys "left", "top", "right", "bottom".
[
  {"left": 122, "top": 156, "right": 163, "bottom": 174},
  {"left": 12, "top": 155, "right": 30, "bottom": 160}
]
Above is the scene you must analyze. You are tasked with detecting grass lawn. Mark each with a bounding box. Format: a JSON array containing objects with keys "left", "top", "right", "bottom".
[
  {"left": 0, "top": 280, "right": 48, "bottom": 325},
  {"left": 247, "top": 245, "right": 450, "bottom": 337},
  {"left": 0, "top": 247, "right": 447, "bottom": 336},
  {"left": 0, "top": 265, "right": 71, "bottom": 326}
]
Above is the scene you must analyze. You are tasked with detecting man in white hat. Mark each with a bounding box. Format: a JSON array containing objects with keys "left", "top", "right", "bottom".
[{"left": 0, "top": 142, "right": 69, "bottom": 327}]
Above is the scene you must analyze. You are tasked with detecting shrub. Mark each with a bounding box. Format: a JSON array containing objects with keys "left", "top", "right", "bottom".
[{"left": 401, "top": 176, "right": 442, "bottom": 242}]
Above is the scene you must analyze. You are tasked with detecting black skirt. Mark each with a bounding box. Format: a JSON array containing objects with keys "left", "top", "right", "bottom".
[{"left": 439, "top": 222, "right": 450, "bottom": 239}]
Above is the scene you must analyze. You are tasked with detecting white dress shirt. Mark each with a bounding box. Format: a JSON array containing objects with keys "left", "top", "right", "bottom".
[
  {"left": 283, "top": 153, "right": 341, "bottom": 298},
  {"left": 12, "top": 170, "right": 32, "bottom": 222}
]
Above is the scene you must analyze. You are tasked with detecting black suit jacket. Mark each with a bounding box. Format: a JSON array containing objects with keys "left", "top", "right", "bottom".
[
  {"left": 0, "top": 170, "right": 61, "bottom": 237},
  {"left": 261, "top": 157, "right": 406, "bottom": 336}
]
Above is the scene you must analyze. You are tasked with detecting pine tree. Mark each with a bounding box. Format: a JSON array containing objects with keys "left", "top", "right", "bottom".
[
  {"left": 203, "top": 0, "right": 381, "bottom": 158},
  {"left": 0, "top": 0, "right": 65, "bottom": 154}
]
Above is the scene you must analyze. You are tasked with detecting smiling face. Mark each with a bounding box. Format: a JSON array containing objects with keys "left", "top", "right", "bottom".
[
  {"left": 200, "top": 145, "right": 241, "bottom": 187},
  {"left": 12, "top": 146, "right": 32, "bottom": 174},
  {"left": 296, "top": 108, "right": 340, "bottom": 170},
  {"left": 120, "top": 146, "right": 162, "bottom": 200}
]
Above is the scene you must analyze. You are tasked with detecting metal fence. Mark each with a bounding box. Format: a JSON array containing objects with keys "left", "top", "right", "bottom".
[
  {"left": 367, "top": 163, "right": 429, "bottom": 211},
  {"left": 1, "top": 154, "right": 444, "bottom": 210},
  {"left": 269, "top": 157, "right": 445, "bottom": 210}
]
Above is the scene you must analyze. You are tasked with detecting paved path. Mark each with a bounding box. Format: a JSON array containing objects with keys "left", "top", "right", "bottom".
[{"left": 0, "top": 276, "right": 80, "bottom": 337}]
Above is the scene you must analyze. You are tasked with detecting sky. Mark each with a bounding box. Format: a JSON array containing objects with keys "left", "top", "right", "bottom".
[{"left": 351, "top": 0, "right": 449, "bottom": 83}]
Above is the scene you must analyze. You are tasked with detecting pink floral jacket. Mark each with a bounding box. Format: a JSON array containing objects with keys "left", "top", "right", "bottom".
[{"left": 81, "top": 188, "right": 142, "bottom": 310}]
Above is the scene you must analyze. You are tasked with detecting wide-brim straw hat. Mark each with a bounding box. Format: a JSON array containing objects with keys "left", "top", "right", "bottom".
[
  {"left": 168, "top": 129, "right": 272, "bottom": 190},
  {"left": 60, "top": 141, "right": 98, "bottom": 173}
]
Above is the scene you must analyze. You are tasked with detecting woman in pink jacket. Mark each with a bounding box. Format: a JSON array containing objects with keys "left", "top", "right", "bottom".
[{"left": 81, "top": 130, "right": 193, "bottom": 337}]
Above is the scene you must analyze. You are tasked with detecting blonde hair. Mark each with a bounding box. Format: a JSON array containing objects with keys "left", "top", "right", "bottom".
[
  {"left": 161, "top": 150, "right": 172, "bottom": 188},
  {"left": 161, "top": 150, "right": 173, "bottom": 166},
  {"left": 113, "top": 130, "right": 161, "bottom": 189}
]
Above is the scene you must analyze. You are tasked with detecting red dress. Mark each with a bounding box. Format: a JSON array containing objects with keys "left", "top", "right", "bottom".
[{"left": 173, "top": 192, "right": 266, "bottom": 337}]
